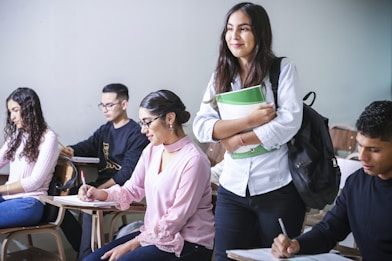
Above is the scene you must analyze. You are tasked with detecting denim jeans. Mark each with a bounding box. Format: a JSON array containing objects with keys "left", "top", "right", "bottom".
[
  {"left": 83, "top": 231, "right": 213, "bottom": 261},
  {"left": 0, "top": 196, "right": 44, "bottom": 228},
  {"left": 214, "top": 182, "right": 306, "bottom": 261}
]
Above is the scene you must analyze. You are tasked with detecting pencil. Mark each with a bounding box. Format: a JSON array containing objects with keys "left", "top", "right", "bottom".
[{"left": 58, "top": 141, "right": 66, "bottom": 149}]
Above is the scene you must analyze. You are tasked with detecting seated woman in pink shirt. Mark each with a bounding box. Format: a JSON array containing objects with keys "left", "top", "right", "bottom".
[
  {"left": 79, "top": 89, "right": 215, "bottom": 261},
  {"left": 0, "top": 87, "right": 59, "bottom": 228}
]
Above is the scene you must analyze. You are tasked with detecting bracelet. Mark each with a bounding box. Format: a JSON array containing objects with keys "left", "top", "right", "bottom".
[{"left": 239, "top": 134, "right": 246, "bottom": 146}]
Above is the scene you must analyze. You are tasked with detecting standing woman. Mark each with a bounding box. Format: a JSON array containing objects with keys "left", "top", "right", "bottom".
[
  {"left": 80, "top": 90, "right": 214, "bottom": 261},
  {"left": 193, "top": 2, "right": 305, "bottom": 260},
  {"left": 0, "top": 87, "right": 60, "bottom": 228}
]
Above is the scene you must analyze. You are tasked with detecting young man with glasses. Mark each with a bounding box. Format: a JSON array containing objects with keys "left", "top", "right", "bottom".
[{"left": 59, "top": 83, "right": 149, "bottom": 260}]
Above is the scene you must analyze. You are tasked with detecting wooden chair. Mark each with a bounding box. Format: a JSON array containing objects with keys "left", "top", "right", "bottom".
[
  {"left": 204, "top": 142, "right": 225, "bottom": 215},
  {"left": 0, "top": 156, "right": 78, "bottom": 261},
  {"left": 205, "top": 142, "right": 225, "bottom": 167},
  {"left": 329, "top": 124, "right": 358, "bottom": 158}
]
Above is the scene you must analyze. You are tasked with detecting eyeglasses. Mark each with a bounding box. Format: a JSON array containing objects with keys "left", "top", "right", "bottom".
[
  {"left": 139, "top": 116, "right": 160, "bottom": 129},
  {"left": 98, "top": 102, "right": 121, "bottom": 110}
]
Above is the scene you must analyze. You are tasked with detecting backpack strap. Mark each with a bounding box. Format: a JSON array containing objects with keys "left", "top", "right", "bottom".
[
  {"left": 55, "top": 156, "right": 79, "bottom": 192},
  {"left": 303, "top": 91, "right": 316, "bottom": 107},
  {"left": 270, "top": 57, "right": 284, "bottom": 107}
]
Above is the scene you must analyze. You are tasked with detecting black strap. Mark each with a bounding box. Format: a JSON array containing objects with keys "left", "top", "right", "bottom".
[
  {"left": 56, "top": 156, "right": 79, "bottom": 191},
  {"left": 303, "top": 91, "right": 316, "bottom": 107},
  {"left": 270, "top": 57, "right": 284, "bottom": 107},
  {"left": 270, "top": 57, "right": 317, "bottom": 108}
]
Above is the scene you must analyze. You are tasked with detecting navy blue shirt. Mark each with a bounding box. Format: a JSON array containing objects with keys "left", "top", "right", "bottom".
[
  {"left": 71, "top": 120, "right": 149, "bottom": 186},
  {"left": 296, "top": 168, "right": 392, "bottom": 260}
]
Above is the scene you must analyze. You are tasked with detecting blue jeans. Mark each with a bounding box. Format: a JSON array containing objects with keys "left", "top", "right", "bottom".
[
  {"left": 0, "top": 196, "right": 44, "bottom": 228},
  {"left": 83, "top": 231, "right": 213, "bottom": 261},
  {"left": 214, "top": 183, "right": 306, "bottom": 261}
]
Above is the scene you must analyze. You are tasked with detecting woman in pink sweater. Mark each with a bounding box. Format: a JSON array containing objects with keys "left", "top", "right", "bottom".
[
  {"left": 0, "top": 87, "right": 59, "bottom": 228},
  {"left": 80, "top": 90, "right": 214, "bottom": 261}
]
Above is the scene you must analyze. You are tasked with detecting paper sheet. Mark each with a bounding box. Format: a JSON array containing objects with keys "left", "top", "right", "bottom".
[
  {"left": 226, "top": 248, "right": 352, "bottom": 261},
  {"left": 53, "top": 195, "right": 117, "bottom": 207}
]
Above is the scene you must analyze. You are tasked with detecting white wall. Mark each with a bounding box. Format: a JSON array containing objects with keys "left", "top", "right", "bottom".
[{"left": 0, "top": 0, "right": 391, "bottom": 172}]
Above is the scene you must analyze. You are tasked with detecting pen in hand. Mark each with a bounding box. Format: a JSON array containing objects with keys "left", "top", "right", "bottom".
[
  {"left": 58, "top": 141, "right": 66, "bottom": 149},
  {"left": 81, "top": 170, "right": 88, "bottom": 196},
  {"left": 278, "top": 217, "right": 290, "bottom": 240}
]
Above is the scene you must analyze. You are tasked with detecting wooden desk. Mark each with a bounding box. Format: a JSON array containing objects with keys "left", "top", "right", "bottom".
[{"left": 39, "top": 195, "right": 146, "bottom": 251}]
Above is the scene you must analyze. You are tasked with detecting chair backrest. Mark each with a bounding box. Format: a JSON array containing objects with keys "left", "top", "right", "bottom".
[
  {"left": 43, "top": 156, "right": 79, "bottom": 222},
  {"left": 205, "top": 142, "right": 225, "bottom": 167},
  {"left": 55, "top": 156, "right": 79, "bottom": 195},
  {"left": 50, "top": 156, "right": 79, "bottom": 196},
  {"left": 329, "top": 124, "right": 357, "bottom": 158}
]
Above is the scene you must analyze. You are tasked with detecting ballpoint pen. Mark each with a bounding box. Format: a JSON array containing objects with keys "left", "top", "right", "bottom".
[
  {"left": 81, "top": 170, "right": 87, "bottom": 195},
  {"left": 278, "top": 217, "right": 289, "bottom": 238}
]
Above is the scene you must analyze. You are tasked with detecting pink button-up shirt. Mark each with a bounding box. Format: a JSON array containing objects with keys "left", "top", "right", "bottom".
[{"left": 105, "top": 136, "right": 215, "bottom": 256}]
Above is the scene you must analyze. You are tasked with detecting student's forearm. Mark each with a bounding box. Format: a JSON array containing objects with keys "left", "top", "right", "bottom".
[
  {"left": 0, "top": 181, "right": 24, "bottom": 195},
  {"left": 212, "top": 118, "right": 252, "bottom": 140},
  {"left": 239, "top": 131, "right": 262, "bottom": 145}
]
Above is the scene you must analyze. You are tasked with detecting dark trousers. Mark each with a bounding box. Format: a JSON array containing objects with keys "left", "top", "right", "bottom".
[
  {"left": 60, "top": 209, "right": 82, "bottom": 252},
  {"left": 60, "top": 186, "right": 83, "bottom": 252},
  {"left": 83, "top": 231, "right": 213, "bottom": 261},
  {"left": 78, "top": 212, "right": 94, "bottom": 261},
  {"left": 60, "top": 207, "right": 106, "bottom": 260},
  {"left": 214, "top": 182, "right": 306, "bottom": 261}
]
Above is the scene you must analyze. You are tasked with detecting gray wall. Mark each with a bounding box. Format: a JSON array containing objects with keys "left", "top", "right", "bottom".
[{"left": 0, "top": 0, "right": 391, "bottom": 172}]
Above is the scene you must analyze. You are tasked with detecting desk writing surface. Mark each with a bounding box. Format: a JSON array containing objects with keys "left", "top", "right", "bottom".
[
  {"left": 71, "top": 156, "right": 100, "bottom": 164},
  {"left": 53, "top": 195, "right": 117, "bottom": 207},
  {"left": 336, "top": 158, "right": 361, "bottom": 189},
  {"left": 226, "top": 248, "right": 351, "bottom": 261}
]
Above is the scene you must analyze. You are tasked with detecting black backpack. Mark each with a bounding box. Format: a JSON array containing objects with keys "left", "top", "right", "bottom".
[{"left": 270, "top": 57, "right": 341, "bottom": 210}]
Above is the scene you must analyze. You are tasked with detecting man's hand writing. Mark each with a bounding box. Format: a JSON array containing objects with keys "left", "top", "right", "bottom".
[{"left": 271, "top": 234, "right": 300, "bottom": 258}]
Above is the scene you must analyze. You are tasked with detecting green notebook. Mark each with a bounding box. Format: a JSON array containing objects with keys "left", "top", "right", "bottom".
[{"left": 216, "top": 85, "right": 271, "bottom": 159}]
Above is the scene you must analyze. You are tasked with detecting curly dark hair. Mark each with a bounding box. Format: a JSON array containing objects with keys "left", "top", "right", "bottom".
[
  {"left": 214, "top": 2, "right": 275, "bottom": 95},
  {"left": 356, "top": 100, "right": 392, "bottom": 142},
  {"left": 4, "top": 87, "right": 48, "bottom": 163}
]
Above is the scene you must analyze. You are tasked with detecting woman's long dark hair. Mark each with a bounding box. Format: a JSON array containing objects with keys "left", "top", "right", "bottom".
[
  {"left": 214, "top": 2, "right": 276, "bottom": 94},
  {"left": 4, "top": 87, "right": 48, "bottom": 163}
]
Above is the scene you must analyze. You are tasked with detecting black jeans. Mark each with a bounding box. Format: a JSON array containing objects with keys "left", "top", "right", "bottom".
[{"left": 214, "top": 182, "right": 306, "bottom": 261}]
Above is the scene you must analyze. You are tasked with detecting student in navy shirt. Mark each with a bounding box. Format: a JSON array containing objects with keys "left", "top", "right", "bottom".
[
  {"left": 272, "top": 100, "right": 392, "bottom": 260},
  {"left": 60, "top": 83, "right": 149, "bottom": 260}
]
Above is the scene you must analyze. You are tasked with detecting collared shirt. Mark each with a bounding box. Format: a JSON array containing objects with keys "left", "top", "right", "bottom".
[{"left": 193, "top": 58, "right": 303, "bottom": 197}]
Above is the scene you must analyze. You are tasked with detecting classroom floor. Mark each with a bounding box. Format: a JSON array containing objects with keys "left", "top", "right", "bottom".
[
  {"left": 0, "top": 211, "right": 145, "bottom": 261},
  {"left": 1, "top": 231, "right": 77, "bottom": 261}
]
